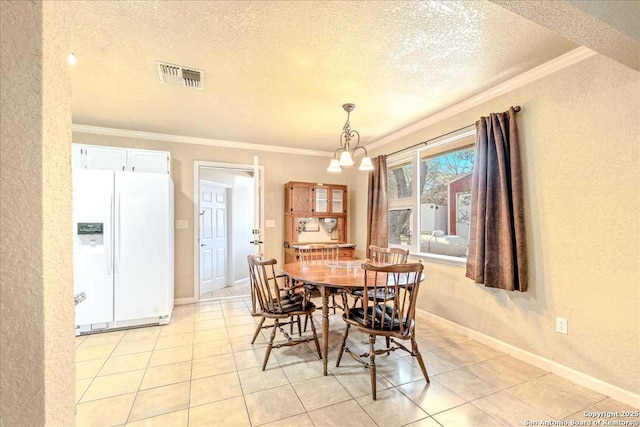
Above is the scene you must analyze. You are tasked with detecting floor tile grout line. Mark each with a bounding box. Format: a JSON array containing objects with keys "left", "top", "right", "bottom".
[
  {"left": 123, "top": 326, "right": 161, "bottom": 423},
  {"left": 185, "top": 308, "right": 196, "bottom": 427},
  {"left": 222, "top": 299, "right": 258, "bottom": 426},
  {"left": 76, "top": 330, "right": 127, "bottom": 405},
  {"left": 486, "top": 376, "right": 606, "bottom": 421},
  {"left": 119, "top": 313, "right": 189, "bottom": 422}
]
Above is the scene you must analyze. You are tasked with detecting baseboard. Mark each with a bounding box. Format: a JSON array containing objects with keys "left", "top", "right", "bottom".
[
  {"left": 416, "top": 308, "right": 640, "bottom": 409},
  {"left": 174, "top": 297, "right": 195, "bottom": 305}
]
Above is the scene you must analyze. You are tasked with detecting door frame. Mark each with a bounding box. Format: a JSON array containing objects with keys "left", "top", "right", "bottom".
[{"left": 193, "top": 161, "right": 264, "bottom": 301}]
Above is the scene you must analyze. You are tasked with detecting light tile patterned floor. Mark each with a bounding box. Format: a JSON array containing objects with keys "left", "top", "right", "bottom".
[
  {"left": 200, "top": 282, "right": 251, "bottom": 300},
  {"left": 75, "top": 298, "right": 636, "bottom": 426}
]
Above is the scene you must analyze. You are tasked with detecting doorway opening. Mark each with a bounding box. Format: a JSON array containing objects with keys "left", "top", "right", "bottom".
[{"left": 194, "top": 160, "right": 263, "bottom": 301}]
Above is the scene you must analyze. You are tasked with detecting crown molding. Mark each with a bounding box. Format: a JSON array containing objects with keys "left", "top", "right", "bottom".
[
  {"left": 365, "top": 46, "right": 597, "bottom": 152},
  {"left": 72, "top": 124, "right": 334, "bottom": 158}
]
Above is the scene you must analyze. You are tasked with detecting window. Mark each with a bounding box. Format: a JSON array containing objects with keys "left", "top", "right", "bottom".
[{"left": 387, "top": 127, "right": 476, "bottom": 261}]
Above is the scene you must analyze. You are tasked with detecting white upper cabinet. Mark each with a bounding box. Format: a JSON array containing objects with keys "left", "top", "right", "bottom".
[
  {"left": 73, "top": 144, "right": 170, "bottom": 174},
  {"left": 127, "top": 149, "right": 170, "bottom": 174},
  {"left": 84, "top": 145, "right": 128, "bottom": 171}
]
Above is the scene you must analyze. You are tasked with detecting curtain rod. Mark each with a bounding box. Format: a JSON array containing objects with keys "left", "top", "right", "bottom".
[{"left": 386, "top": 105, "right": 521, "bottom": 157}]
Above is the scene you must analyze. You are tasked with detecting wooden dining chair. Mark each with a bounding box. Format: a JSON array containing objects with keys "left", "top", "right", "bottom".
[
  {"left": 369, "top": 245, "right": 409, "bottom": 264},
  {"left": 297, "top": 244, "right": 343, "bottom": 315},
  {"left": 247, "top": 255, "right": 321, "bottom": 370},
  {"left": 336, "top": 262, "right": 429, "bottom": 400},
  {"left": 297, "top": 243, "right": 340, "bottom": 265},
  {"left": 352, "top": 245, "right": 410, "bottom": 306}
]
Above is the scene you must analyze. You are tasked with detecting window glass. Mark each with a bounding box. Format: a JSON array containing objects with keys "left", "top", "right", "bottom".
[
  {"left": 387, "top": 161, "right": 413, "bottom": 200},
  {"left": 389, "top": 209, "right": 413, "bottom": 247},
  {"left": 418, "top": 146, "right": 474, "bottom": 258}
]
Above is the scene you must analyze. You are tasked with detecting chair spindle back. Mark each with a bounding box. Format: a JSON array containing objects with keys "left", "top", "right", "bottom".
[
  {"left": 359, "top": 262, "right": 423, "bottom": 335},
  {"left": 247, "top": 255, "right": 286, "bottom": 314},
  {"left": 369, "top": 245, "right": 409, "bottom": 265},
  {"left": 297, "top": 244, "right": 339, "bottom": 266}
]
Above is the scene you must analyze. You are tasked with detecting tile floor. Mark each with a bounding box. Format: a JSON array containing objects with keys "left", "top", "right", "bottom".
[{"left": 75, "top": 297, "right": 637, "bottom": 426}]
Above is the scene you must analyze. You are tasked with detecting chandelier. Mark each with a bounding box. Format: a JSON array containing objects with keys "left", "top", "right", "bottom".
[{"left": 327, "top": 103, "right": 373, "bottom": 172}]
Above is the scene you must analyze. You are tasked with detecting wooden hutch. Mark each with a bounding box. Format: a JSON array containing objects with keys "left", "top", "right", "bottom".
[{"left": 283, "top": 181, "right": 355, "bottom": 263}]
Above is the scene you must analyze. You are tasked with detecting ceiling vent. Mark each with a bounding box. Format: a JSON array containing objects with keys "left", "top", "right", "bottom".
[{"left": 156, "top": 62, "right": 204, "bottom": 89}]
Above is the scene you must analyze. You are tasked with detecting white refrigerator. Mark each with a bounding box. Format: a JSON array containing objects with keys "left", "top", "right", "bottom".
[{"left": 73, "top": 169, "right": 174, "bottom": 335}]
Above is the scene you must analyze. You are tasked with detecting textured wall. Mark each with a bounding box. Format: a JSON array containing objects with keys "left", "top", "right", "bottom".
[
  {"left": 0, "top": 1, "right": 74, "bottom": 426},
  {"left": 71, "top": 133, "right": 350, "bottom": 299},
  {"left": 353, "top": 54, "right": 640, "bottom": 393},
  {"left": 42, "top": 2, "right": 75, "bottom": 425}
]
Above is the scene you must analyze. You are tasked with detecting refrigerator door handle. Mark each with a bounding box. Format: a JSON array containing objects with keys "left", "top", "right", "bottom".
[
  {"left": 115, "top": 192, "right": 121, "bottom": 274},
  {"left": 107, "top": 192, "right": 113, "bottom": 274}
]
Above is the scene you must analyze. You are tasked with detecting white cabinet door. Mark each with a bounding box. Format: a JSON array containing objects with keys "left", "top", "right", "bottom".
[
  {"left": 114, "top": 171, "right": 171, "bottom": 322},
  {"left": 85, "top": 145, "right": 128, "bottom": 171},
  {"left": 73, "top": 169, "right": 115, "bottom": 327},
  {"left": 127, "top": 149, "right": 170, "bottom": 174}
]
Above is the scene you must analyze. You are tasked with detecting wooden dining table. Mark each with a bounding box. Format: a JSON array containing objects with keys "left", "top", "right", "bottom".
[{"left": 282, "top": 260, "right": 367, "bottom": 376}]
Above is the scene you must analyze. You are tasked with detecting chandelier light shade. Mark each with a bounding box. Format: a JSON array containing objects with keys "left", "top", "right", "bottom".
[
  {"left": 327, "top": 159, "right": 342, "bottom": 172},
  {"left": 339, "top": 150, "right": 354, "bottom": 166},
  {"left": 359, "top": 155, "right": 374, "bottom": 171},
  {"left": 327, "top": 103, "right": 373, "bottom": 172}
]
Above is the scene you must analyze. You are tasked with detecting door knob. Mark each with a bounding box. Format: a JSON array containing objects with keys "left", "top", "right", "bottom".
[{"left": 200, "top": 244, "right": 205, "bottom": 247}]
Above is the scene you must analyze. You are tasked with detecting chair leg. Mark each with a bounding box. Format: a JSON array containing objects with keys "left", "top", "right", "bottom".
[
  {"left": 303, "top": 315, "right": 309, "bottom": 333},
  {"left": 385, "top": 336, "right": 391, "bottom": 355},
  {"left": 251, "top": 317, "right": 265, "bottom": 344},
  {"left": 336, "top": 323, "right": 351, "bottom": 367},
  {"left": 331, "top": 294, "right": 337, "bottom": 314},
  {"left": 308, "top": 313, "right": 322, "bottom": 359},
  {"left": 411, "top": 336, "right": 430, "bottom": 383},
  {"left": 297, "top": 315, "right": 302, "bottom": 336},
  {"left": 369, "top": 334, "right": 377, "bottom": 400},
  {"left": 263, "top": 319, "right": 279, "bottom": 371}
]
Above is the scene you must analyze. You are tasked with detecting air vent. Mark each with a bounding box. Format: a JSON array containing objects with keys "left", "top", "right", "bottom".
[{"left": 156, "top": 62, "right": 204, "bottom": 89}]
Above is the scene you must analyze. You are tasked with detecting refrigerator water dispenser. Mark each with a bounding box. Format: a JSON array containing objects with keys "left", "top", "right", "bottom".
[{"left": 77, "top": 222, "right": 104, "bottom": 248}]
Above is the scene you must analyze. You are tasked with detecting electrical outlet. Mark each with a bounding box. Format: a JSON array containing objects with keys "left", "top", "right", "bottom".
[{"left": 556, "top": 317, "right": 568, "bottom": 335}]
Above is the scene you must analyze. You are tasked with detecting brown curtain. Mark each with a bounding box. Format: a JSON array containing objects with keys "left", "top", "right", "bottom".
[
  {"left": 366, "top": 155, "right": 388, "bottom": 258},
  {"left": 466, "top": 107, "right": 527, "bottom": 291}
]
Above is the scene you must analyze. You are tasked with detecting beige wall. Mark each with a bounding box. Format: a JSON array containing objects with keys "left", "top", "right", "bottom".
[
  {"left": 352, "top": 54, "right": 640, "bottom": 393},
  {"left": 0, "top": 1, "right": 75, "bottom": 425},
  {"left": 71, "top": 134, "right": 351, "bottom": 299}
]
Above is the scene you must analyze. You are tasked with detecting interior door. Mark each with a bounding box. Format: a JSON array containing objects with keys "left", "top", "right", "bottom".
[
  {"left": 200, "top": 182, "right": 228, "bottom": 294},
  {"left": 114, "top": 171, "right": 171, "bottom": 321},
  {"left": 73, "top": 169, "right": 115, "bottom": 327}
]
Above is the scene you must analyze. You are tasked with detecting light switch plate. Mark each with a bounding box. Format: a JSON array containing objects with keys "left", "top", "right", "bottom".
[
  {"left": 175, "top": 220, "right": 189, "bottom": 229},
  {"left": 265, "top": 219, "right": 276, "bottom": 228}
]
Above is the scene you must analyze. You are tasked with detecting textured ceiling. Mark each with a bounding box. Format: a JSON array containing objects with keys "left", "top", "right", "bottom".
[{"left": 69, "top": 1, "right": 577, "bottom": 151}]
